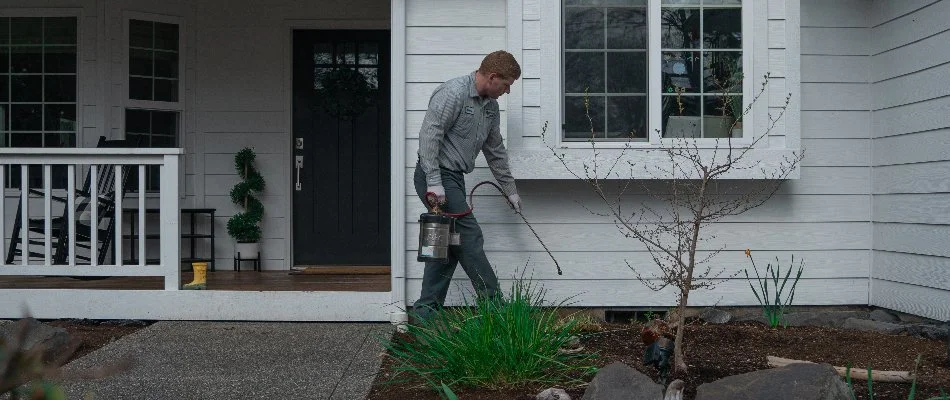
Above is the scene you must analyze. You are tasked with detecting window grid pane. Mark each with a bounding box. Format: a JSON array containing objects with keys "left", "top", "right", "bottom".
[
  {"left": 2, "top": 17, "right": 78, "bottom": 189},
  {"left": 564, "top": 2, "right": 649, "bottom": 141},
  {"left": 126, "top": 108, "right": 179, "bottom": 191},
  {"left": 129, "top": 19, "right": 179, "bottom": 102},
  {"left": 660, "top": 0, "right": 742, "bottom": 138}
]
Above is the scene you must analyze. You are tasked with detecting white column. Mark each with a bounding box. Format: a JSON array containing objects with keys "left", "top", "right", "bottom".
[{"left": 160, "top": 154, "right": 181, "bottom": 290}]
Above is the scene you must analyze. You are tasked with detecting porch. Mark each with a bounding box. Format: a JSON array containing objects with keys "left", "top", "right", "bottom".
[
  {"left": 0, "top": 270, "right": 391, "bottom": 291},
  {"left": 0, "top": 146, "right": 398, "bottom": 321}
]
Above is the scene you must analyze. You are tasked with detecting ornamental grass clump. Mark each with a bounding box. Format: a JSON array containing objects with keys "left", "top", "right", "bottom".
[
  {"left": 383, "top": 280, "right": 597, "bottom": 394},
  {"left": 743, "top": 249, "right": 804, "bottom": 328}
]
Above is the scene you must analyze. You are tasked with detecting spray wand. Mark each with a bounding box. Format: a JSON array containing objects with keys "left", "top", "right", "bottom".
[{"left": 425, "top": 181, "right": 561, "bottom": 275}]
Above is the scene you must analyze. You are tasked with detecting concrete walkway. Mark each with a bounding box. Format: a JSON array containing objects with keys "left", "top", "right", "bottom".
[{"left": 59, "top": 321, "right": 392, "bottom": 399}]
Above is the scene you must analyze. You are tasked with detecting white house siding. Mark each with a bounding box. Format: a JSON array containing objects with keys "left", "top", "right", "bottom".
[
  {"left": 869, "top": 0, "right": 950, "bottom": 321},
  {"left": 401, "top": 0, "right": 872, "bottom": 308}
]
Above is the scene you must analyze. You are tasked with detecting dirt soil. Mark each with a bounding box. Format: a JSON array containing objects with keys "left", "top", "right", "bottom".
[
  {"left": 367, "top": 322, "right": 950, "bottom": 400},
  {"left": 45, "top": 319, "right": 152, "bottom": 363}
]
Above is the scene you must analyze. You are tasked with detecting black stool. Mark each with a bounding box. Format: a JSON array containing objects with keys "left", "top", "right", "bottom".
[{"left": 234, "top": 252, "right": 261, "bottom": 271}]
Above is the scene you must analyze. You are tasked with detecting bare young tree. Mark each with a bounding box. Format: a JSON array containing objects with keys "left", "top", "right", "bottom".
[{"left": 545, "top": 73, "right": 804, "bottom": 373}]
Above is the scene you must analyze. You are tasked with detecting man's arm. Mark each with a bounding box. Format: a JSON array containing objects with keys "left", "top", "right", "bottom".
[
  {"left": 482, "top": 114, "right": 518, "bottom": 197},
  {"left": 418, "top": 85, "right": 463, "bottom": 188}
]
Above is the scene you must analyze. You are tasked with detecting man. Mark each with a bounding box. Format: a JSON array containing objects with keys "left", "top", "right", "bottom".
[{"left": 413, "top": 50, "right": 522, "bottom": 320}]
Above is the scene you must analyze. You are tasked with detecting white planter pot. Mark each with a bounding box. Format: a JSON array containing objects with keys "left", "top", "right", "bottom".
[{"left": 235, "top": 242, "right": 260, "bottom": 258}]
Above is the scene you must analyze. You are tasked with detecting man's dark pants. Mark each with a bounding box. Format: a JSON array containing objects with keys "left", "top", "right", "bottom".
[{"left": 412, "top": 162, "right": 500, "bottom": 320}]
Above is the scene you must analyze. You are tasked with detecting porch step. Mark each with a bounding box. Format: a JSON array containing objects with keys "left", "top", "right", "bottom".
[{"left": 289, "top": 266, "right": 390, "bottom": 275}]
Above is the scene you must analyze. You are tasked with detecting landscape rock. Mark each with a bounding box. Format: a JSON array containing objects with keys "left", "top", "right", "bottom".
[
  {"left": 101, "top": 319, "right": 150, "bottom": 327},
  {"left": 695, "top": 363, "right": 852, "bottom": 400},
  {"left": 537, "top": 387, "right": 572, "bottom": 400},
  {"left": 663, "top": 379, "right": 685, "bottom": 400},
  {"left": 582, "top": 362, "right": 663, "bottom": 400},
  {"left": 698, "top": 308, "right": 731, "bottom": 324},
  {"left": 0, "top": 318, "right": 74, "bottom": 362},
  {"left": 841, "top": 318, "right": 904, "bottom": 334},
  {"left": 783, "top": 311, "right": 869, "bottom": 328},
  {"left": 905, "top": 323, "right": 949, "bottom": 340},
  {"left": 869, "top": 309, "right": 900, "bottom": 323},
  {"left": 733, "top": 313, "right": 767, "bottom": 325}
]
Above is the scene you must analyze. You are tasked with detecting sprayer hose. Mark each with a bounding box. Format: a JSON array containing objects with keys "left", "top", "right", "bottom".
[{"left": 424, "top": 181, "right": 562, "bottom": 275}]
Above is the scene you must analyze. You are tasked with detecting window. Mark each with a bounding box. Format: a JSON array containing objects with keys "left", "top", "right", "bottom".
[
  {"left": 129, "top": 19, "right": 179, "bottom": 102},
  {"left": 126, "top": 17, "right": 181, "bottom": 192},
  {"left": 0, "top": 16, "right": 78, "bottom": 188},
  {"left": 125, "top": 109, "right": 178, "bottom": 191},
  {"left": 562, "top": 0, "right": 744, "bottom": 141},
  {"left": 564, "top": 0, "right": 648, "bottom": 141}
]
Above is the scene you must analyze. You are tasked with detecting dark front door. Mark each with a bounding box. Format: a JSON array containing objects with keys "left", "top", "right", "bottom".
[{"left": 292, "top": 30, "right": 390, "bottom": 266}]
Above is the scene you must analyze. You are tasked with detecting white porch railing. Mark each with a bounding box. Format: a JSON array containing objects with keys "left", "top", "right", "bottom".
[{"left": 0, "top": 147, "right": 182, "bottom": 290}]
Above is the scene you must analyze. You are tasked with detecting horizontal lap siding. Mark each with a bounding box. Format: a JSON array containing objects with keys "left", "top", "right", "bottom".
[
  {"left": 870, "top": 0, "right": 950, "bottom": 320},
  {"left": 397, "top": 0, "right": 882, "bottom": 310}
]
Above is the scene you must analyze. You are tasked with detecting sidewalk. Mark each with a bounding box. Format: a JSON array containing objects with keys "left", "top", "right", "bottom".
[{"left": 59, "top": 321, "right": 392, "bottom": 399}]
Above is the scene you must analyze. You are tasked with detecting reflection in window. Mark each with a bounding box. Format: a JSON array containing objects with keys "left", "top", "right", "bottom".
[
  {"left": 311, "top": 40, "right": 380, "bottom": 91},
  {"left": 662, "top": 0, "right": 742, "bottom": 139},
  {"left": 563, "top": 0, "right": 648, "bottom": 141},
  {"left": 1, "top": 17, "right": 78, "bottom": 188}
]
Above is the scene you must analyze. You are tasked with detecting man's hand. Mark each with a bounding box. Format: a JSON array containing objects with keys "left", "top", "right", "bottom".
[
  {"left": 426, "top": 186, "right": 446, "bottom": 206},
  {"left": 508, "top": 194, "right": 522, "bottom": 213}
]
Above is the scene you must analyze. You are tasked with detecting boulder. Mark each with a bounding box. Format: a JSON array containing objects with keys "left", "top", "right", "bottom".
[
  {"left": 841, "top": 318, "right": 904, "bottom": 334},
  {"left": 537, "top": 387, "right": 571, "bottom": 400},
  {"left": 905, "top": 323, "right": 949, "bottom": 340},
  {"left": 783, "top": 311, "right": 869, "bottom": 328},
  {"left": 869, "top": 309, "right": 900, "bottom": 323},
  {"left": 101, "top": 319, "right": 150, "bottom": 327},
  {"left": 695, "top": 363, "right": 852, "bottom": 400},
  {"left": 0, "top": 318, "right": 74, "bottom": 363},
  {"left": 698, "top": 308, "right": 732, "bottom": 324},
  {"left": 582, "top": 362, "right": 664, "bottom": 400},
  {"left": 733, "top": 313, "right": 767, "bottom": 325}
]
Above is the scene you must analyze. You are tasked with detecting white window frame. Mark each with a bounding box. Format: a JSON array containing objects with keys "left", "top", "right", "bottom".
[
  {"left": 554, "top": 0, "right": 754, "bottom": 149},
  {"left": 121, "top": 11, "right": 185, "bottom": 196},
  {"left": 0, "top": 9, "right": 82, "bottom": 194},
  {"left": 121, "top": 11, "right": 184, "bottom": 114},
  {"left": 0, "top": 8, "right": 84, "bottom": 146}
]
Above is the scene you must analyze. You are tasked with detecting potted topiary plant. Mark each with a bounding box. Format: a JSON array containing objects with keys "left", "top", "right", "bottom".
[{"left": 227, "top": 147, "right": 265, "bottom": 258}]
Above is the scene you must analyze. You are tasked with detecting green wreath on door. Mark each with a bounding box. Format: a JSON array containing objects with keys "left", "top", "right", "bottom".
[{"left": 315, "top": 68, "right": 376, "bottom": 120}]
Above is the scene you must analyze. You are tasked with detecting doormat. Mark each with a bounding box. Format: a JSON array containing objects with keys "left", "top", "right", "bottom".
[{"left": 289, "top": 266, "right": 390, "bottom": 275}]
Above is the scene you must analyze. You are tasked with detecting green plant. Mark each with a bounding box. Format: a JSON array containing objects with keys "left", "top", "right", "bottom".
[
  {"left": 743, "top": 250, "right": 804, "bottom": 328},
  {"left": 226, "top": 147, "right": 265, "bottom": 243},
  {"left": 438, "top": 382, "right": 459, "bottom": 400},
  {"left": 846, "top": 355, "right": 950, "bottom": 400},
  {"left": 382, "top": 280, "right": 597, "bottom": 393}
]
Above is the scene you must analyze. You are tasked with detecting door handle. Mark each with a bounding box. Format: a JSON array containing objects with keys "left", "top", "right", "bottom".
[{"left": 295, "top": 156, "right": 304, "bottom": 191}]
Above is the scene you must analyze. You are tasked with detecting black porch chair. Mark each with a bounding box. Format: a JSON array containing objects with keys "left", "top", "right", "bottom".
[{"left": 5, "top": 136, "right": 140, "bottom": 266}]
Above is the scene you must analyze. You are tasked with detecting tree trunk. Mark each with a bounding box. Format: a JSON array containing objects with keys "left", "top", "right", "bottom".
[
  {"left": 674, "top": 219, "right": 703, "bottom": 374},
  {"left": 673, "top": 296, "right": 689, "bottom": 373}
]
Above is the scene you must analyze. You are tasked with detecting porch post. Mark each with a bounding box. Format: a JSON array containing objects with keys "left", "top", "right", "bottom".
[
  {"left": 161, "top": 154, "right": 181, "bottom": 290},
  {"left": 389, "top": 0, "right": 408, "bottom": 327}
]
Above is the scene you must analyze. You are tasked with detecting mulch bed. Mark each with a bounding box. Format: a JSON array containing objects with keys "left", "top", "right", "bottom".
[
  {"left": 45, "top": 319, "right": 152, "bottom": 363},
  {"left": 367, "top": 321, "right": 950, "bottom": 400}
]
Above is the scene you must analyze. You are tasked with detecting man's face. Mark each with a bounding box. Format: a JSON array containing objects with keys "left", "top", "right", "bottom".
[{"left": 486, "top": 73, "right": 516, "bottom": 99}]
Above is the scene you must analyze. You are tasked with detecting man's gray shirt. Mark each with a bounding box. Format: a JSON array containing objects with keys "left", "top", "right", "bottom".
[{"left": 417, "top": 72, "right": 518, "bottom": 196}]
